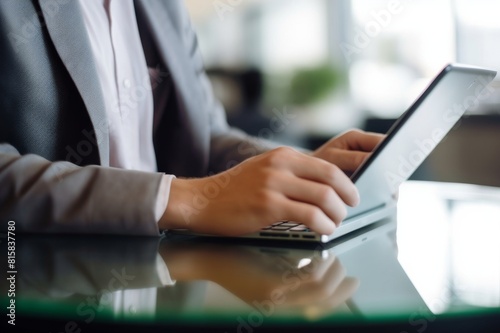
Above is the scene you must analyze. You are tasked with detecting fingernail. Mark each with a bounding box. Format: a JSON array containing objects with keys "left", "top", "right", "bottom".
[
  {"left": 329, "top": 223, "right": 337, "bottom": 235},
  {"left": 353, "top": 190, "right": 360, "bottom": 206}
]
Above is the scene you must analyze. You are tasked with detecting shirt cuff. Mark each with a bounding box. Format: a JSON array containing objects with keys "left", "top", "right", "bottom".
[
  {"left": 155, "top": 254, "right": 176, "bottom": 286},
  {"left": 154, "top": 174, "right": 176, "bottom": 223}
]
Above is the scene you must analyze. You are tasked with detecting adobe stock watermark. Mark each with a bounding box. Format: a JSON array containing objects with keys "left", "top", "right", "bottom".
[
  {"left": 6, "top": 221, "right": 17, "bottom": 326},
  {"left": 51, "top": 267, "right": 135, "bottom": 333},
  {"left": 340, "top": 0, "right": 413, "bottom": 63},
  {"left": 8, "top": 0, "right": 71, "bottom": 54},
  {"left": 178, "top": 106, "right": 297, "bottom": 224},
  {"left": 384, "top": 75, "right": 496, "bottom": 193},
  {"left": 213, "top": 0, "right": 245, "bottom": 21},
  {"left": 399, "top": 290, "right": 450, "bottom": 333}
]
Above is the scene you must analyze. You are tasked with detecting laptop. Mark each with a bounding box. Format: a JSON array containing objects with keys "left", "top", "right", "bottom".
[{"left": 170, "top": 64, "right": 497, "bottom": 243}]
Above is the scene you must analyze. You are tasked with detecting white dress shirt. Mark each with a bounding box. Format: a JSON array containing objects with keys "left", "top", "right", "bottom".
[
  {"left": 78, "top": 0, "right": 173, "bottom": 222},
  {"left": 78, "top": 2, "right": 177, "bottom": 312}
]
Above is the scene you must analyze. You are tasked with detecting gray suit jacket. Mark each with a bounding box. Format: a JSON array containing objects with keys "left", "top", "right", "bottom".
[{"left": 0, "top": 0, "right": 274, "bottom": 235}]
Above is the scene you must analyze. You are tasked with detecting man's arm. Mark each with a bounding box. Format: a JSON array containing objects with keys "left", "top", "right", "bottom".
[
  {"left": 160, "top": 145, "right": 360, "bottom": 236},
  {"left": 156, "top": 2, "right": 385, "bottom": 236},
  {"left": 0, "top": 144, "right": 163, "bottom": 235}
]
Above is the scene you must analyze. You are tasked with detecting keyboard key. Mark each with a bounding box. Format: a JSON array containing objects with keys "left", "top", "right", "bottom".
[
  {"left": 269, "top": 226, "right": 291, "bottom": 231},
  {"left": 280, "top": 223, "right": 299, "bottom": 227},
  {"left": 289, "top": 226, "right": 307, "bottom": 231}
]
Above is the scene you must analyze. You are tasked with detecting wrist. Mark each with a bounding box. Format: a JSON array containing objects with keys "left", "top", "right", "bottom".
[{"left": 159, "top": 177, "right": 202, "bottom": 230}]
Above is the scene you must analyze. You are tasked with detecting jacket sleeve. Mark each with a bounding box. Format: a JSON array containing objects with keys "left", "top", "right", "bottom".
[{"left": 0, "top": 144, "right": 163, "bottom": 236}]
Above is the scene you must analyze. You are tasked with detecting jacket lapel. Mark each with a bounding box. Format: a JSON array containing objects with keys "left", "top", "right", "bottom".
[
  {"left": 134, "top": 0, "right": 209, "bottom": 175},
  {"left": 38, "top": 0, "right": 110, "bottom": 166}
]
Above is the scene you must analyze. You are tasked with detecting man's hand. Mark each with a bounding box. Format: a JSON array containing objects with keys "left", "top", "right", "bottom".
[
  {"left": 160, "top": 130, "right": 385, "bottom": 236},
  {"left": 160, "top": 242, "right": 358, "bottom": 318},
  {"left": 313, "top": 129, "right": 385, "bottom": 173}
]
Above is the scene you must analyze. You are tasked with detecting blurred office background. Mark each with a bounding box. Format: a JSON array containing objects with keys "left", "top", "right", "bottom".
[{"left": 184, "top": 0, "right": 500, "bottom": 187}]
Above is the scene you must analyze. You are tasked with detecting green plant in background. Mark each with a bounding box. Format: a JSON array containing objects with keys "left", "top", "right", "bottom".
[{"left": 288, "top": 64, "right": 344, "bottom": 107}]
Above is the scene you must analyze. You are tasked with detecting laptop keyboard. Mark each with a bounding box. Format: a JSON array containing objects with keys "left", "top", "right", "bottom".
[{"left": 262, "top": 221, "right": 311, "bottom": 232}]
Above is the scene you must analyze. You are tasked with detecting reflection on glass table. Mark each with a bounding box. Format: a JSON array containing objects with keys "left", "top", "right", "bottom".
[
  {"left": 397, "top": 181, "right": 500, "bottom": 315},
  {"left": 3, "top": 181, "right": 500, "bottom": 332}
]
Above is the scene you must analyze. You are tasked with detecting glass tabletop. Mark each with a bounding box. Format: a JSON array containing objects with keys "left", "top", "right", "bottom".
[{"left": 2, "top": 181, "right": 499, "bottom": 332}]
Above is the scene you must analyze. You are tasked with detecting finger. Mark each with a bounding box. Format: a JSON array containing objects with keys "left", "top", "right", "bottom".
[
  {"left": 283, "top": 153, "right": 359, "bottom": 207},
  {"left": 305, "top": 256, "right": 345, "bottom": 299},
  {"left": 276, "top": 256, "right": 335, "bottom": 296},
  {"left": 285, "top": 256, "right": 345, "bottom": 306},
  {"left": 320, "top": 148, "right": 371, "bottom": 172},
  {"left": 278, "top": 198, "right": 337, "bottom": 235},
  {"left": 298, "top": 255, "right": 336, "bottom": 286},
  {"left": 321, "top": 277, "right": 360, "bottom": 309},
  {"left": 335, "top": 130, "right": 385, "bottom": 152},
  {"left": 277, "top": 175, "right": 348, "bottom": 225},
  {"left": 303, "top": 277, "right": 359, "bottom": 319}
]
